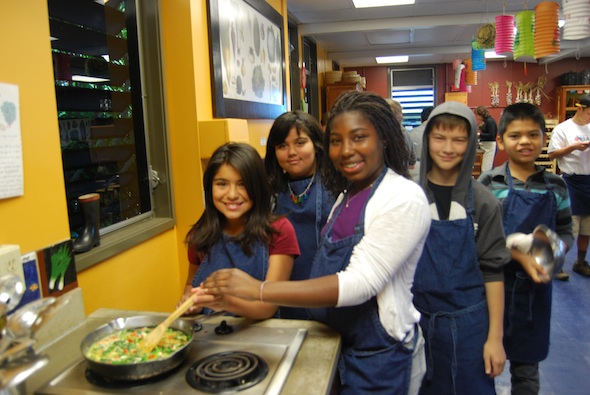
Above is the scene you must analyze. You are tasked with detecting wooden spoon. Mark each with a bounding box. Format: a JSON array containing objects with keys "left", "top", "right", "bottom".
[{"left": 137, "top": 296, "right": 196, "bottom": 354}]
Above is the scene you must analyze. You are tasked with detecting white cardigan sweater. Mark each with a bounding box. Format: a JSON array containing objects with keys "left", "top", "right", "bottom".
[{"left": 334, "top": 168, "right": 431, "bottom": 341}]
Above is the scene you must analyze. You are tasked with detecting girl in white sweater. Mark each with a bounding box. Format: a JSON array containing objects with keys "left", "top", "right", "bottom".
[{"left": 199, "top": 91, "right": 431, "bottom": 395}]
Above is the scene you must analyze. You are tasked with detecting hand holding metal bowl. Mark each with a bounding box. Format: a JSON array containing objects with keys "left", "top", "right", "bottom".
[
  {"left": 507, "top": 225, "right": 566, "bottom": 283},
  {"left": 530, "top": 225, "right": 566, "bottom": 282}
]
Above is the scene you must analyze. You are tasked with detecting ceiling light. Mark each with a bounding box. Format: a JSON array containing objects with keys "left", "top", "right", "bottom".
[
  {"left": 353, "top": 0, "right": 415, "bottom": 8},
  {"left": 484, "top": 51, "right": 506, "bottom": 59},
  {"left": 376, "top": 55, "right": 409, "bottom": 63},
  {"left": 72, "top": 75, "right": 110, "bottom": 83}
]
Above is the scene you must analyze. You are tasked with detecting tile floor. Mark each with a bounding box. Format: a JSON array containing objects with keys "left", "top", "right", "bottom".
[{"left": 495, "top": 246, "right": 590, "bottom": 395}]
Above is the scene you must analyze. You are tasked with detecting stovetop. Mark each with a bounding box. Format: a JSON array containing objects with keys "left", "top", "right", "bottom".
[{"left": 35, "top": 321, "right": 307, "bottom": 395}]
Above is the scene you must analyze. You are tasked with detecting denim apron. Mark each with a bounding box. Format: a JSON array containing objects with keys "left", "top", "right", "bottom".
[
  {"left": 275, "top": 174, "right": 333, "bottom": 319},
  {"left": 502, "top": 166, "right": 556, "bottom": 363},
  {"left": 308, "top": 169, "right": 415, "bottom": 395},
  {"left": 562, "top": 174, "right": 590, "bottom": 216},
  {"left": 413, "top": 185, "right": 494, "bottom": 395},
  {"left": 192, "top": 235, "right": 270, "bottom": 316}
]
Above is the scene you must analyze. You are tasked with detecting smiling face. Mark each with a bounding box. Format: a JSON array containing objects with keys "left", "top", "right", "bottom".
[
  {"left": 428, "top": 125, "right": 469, "bottom": 183},
  {"left": 274, "top": 127, "right": 316, "bottom": 179},
  {"left": 328, "top": 111, "right": 384, "bottom": 191},
  {"left": 212, "top": 164, "right": 253, "bottom": 233},
  {"left": 497, "top": 118, "right": 544, "bottom": 167}
]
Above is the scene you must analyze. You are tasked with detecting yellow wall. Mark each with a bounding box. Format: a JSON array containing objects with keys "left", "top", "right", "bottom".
[
  {"left": 0, "top": 3, "right": 70, "bottom": 252},
  {"left": 0, "top": 0, "right": 291, "bottom": 315}
]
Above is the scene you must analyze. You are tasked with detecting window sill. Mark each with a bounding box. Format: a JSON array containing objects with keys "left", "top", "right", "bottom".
[{"left": 74, "top": 217, "right": 175, "bottom": 271}]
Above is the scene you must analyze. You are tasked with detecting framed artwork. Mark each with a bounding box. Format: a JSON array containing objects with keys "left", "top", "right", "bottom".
[
  {"left": 37, "top": 239, "right": 78, "bottom": 297},
  {"left": 208, "top": 0, "right": 287, "bottom": 119}
]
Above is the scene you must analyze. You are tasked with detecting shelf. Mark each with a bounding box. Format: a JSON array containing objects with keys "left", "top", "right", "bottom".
[
  {"left": 558, "top": 85, "right": 590, "bottom": 122},
  {"left": 325, "top": 83, "right": 363, "bottom": 110}
]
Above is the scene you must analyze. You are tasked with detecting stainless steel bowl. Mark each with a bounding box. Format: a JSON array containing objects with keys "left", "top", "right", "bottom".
[{"left": 530, "top": 225, "right": 566, "bottom": 281}]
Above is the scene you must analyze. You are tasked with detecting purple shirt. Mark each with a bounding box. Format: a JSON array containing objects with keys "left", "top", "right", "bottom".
[{"left": 323, "top": 188, "right": 372, "bottom": 241}]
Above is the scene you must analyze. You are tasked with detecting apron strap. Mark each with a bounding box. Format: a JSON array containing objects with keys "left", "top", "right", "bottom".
[
  {"left": 506, "top": 275, "right": 535, "bottom": 337},
  {"left": 421, "top": 300, "right": 486, "bottom": 394},
  {"left": 425, "top": 311, "right": 458, "bottom": 395}
]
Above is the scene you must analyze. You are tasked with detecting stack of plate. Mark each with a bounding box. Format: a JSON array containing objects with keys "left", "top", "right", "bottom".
[
  {"left": 342, "top": 71, "right": 362, "bottom": 83},
  {"left": 534, "top": 1, "right": 560, "bottom": 59},
  {"left": 325, "top": 71, "right": 342, "bottom": 84}
]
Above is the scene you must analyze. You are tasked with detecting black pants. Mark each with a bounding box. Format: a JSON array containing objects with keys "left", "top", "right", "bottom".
[{"left": 510, "top": 361, "right": 540, "bottom": 395}]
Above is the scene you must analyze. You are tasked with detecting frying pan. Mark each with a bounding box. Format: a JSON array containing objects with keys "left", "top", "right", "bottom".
[{"left": 80, "top": 315, "right": 193, "bottom": 381}]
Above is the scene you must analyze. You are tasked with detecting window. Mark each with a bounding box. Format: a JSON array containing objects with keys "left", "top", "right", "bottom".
[
  {"left": 390, "top": 67, "right": 435, "bottom": 129},
  {"left": 48, "top": 0, "right": 173, "bottom": 269}
]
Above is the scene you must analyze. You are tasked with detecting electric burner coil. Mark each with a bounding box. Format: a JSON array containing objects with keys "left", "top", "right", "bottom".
[{"left": 186, "top": 351, "right": 269, "bottom": 393}]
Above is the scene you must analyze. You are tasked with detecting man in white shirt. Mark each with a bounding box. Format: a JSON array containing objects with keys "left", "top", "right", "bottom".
[{"left": 548, "top": 94, "right": 590, "bottom": 278}]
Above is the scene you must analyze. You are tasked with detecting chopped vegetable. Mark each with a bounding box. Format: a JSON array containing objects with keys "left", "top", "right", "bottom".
[{"left": 86, "top": 327, "right": 190, "bottom": 364}]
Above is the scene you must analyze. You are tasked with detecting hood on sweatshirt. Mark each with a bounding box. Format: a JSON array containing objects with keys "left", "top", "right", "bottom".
[{"left": 419, "top": 101, "right": 478, "bottom": 215}]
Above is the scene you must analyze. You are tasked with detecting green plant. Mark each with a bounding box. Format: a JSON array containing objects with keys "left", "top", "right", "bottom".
[{"left": 49, "top": 244, "right": 71, "bottom": 291}]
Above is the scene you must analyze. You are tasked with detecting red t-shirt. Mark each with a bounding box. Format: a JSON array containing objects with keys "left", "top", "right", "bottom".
[{"left": 188, "top": 216, "right": 300, "bottom": 265}]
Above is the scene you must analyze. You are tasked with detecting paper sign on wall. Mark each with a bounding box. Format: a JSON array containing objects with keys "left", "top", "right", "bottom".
[{"left": 0, "top": 82, "right": 23, "bottom": 199}]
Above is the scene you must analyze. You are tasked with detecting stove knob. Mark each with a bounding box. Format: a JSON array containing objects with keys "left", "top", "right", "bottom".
[
  {"left": 193, "top": 322, "right": 203, "bottom": 332},
  {"left": 214, "top": 320, "right": 233, "bottom": 335}
]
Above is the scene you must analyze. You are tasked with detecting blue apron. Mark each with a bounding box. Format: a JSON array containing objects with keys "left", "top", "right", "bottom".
[
  {"left": 413, "top": 184, "right": 494, "bottom": 395},
  {"left": 562, "top": 173, "right": 590, "bottom": 216},
  {"left": 502, "top": 166, "right": 556, "bottom": 363},
  {"left": 308, "top": 169, "right": 415, "bottom": 395},
  {"left": 192, "top": 235, "right": 270, "bottom": 316},
  {"left": 275, "top": 174, "right": 333, "bottom": 319}
]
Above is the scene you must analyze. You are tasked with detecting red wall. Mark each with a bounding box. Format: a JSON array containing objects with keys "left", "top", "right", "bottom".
[
  {"left": 345, "top": 58, "right": 590, "bottom": 167},
  {"left": 346, "top": 57, "right": 590, "bottom": 120}
]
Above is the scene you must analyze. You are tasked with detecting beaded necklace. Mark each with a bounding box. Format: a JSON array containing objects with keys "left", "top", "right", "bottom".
[{"left": 288, "top": 172, "right": 316, "bottom": 204}]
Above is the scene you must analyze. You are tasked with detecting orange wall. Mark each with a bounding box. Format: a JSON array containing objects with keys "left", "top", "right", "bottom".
[
  {"left": 0, "top": 0, "right": 290, "bottom": 315},
  {"left": 0, "top": 3, "right": 70, "bottom": 253}
]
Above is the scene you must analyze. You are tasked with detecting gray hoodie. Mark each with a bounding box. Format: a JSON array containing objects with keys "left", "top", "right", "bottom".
[
  {"left": 418, "top": 101, "right": 509, "bottom": 281},
  {"left": 419, "top": 101, "right": 478, "bottom": 218}
]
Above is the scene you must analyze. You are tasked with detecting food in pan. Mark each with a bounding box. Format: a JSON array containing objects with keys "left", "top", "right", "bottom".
[{"left": 85, "top": 326, "right": 190, "bottom": 364}]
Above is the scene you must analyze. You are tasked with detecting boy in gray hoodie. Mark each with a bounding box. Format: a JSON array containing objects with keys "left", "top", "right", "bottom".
[{"left": 412, "top": 101, "right": 511, "bottom": 395}]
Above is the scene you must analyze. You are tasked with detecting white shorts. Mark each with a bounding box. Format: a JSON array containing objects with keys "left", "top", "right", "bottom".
[{"left": 572, "top": 215, "right": 590, "bottom": 238}]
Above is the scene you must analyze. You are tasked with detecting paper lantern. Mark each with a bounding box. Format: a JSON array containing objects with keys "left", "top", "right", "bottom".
[
  {"left": 471, "top": 46, "right": 486, "bottom": 71},
  {"left": 534, "top": 2, "right": 560, "bottom": 59},
  {"left": 495, "top": 14, "right": 515, "bottom": 55},
  {"left": 464, "top": 58, "right": 477, "bottom": 86},
  {"left": 514, "top": 10, "right": 535, "bottom": 62},
  {"left": 475, "top": 23, "right": 496, "bottom": 49},
  {"left": 562, "top": 0, "right": 590, "bottom": 40}
]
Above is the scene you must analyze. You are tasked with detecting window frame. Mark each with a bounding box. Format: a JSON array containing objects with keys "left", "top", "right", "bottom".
[
  {"left": 389, "top": 66, "right": 436, "bottom": 129},
  {"left": 69, "top": 0, "right": 175, "bottom": 271}
]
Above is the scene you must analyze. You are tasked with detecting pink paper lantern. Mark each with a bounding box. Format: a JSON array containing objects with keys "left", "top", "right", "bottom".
[{"left": 495, "top": 14, "right": 515, "bottom": 55}]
